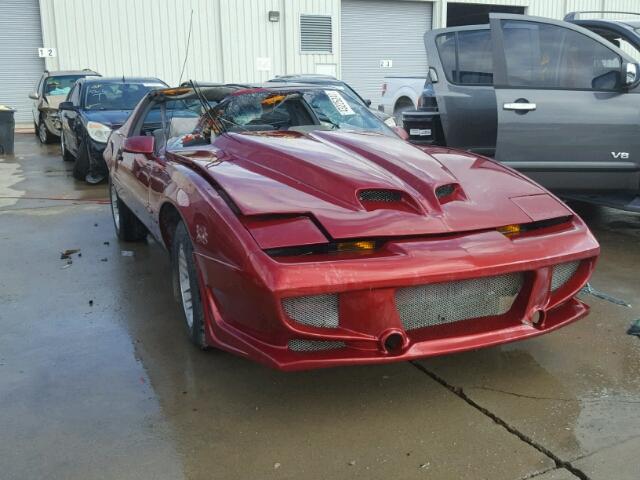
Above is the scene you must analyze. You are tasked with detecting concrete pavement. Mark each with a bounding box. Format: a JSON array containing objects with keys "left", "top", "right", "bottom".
[{"left": 1, "top": 135, "right": 638, "bottom": 479}]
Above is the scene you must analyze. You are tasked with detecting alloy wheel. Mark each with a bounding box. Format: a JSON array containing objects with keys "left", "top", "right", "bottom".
[
  {"left": 177, "top": 244, "right": 194, "bottom": 330},
  {"left": 110, "top": 182, "right": 120, "bottom": 232},
  {"left": 38, "top": 122, "right": 48, "bottom": 143}
]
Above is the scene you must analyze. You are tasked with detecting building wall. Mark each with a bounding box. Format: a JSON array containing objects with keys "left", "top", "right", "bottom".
[
  {"left": 38, "top": 0, "right": 341, "bottom": 85},
  {"left": 431, "top": 0, "right": 640, "bottom": 28},
  {"left": 37, "top": 0, "right": 640, "bottom": 85}
]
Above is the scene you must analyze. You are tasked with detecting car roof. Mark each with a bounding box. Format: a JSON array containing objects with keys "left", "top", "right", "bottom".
[
  {"left": 45, "top": 69, "right": 100, "bottom": 77},
  {"left": 272, "top": 74, "right": 339, "bottom": 81},
  {"left": 81, "top": 76, "right": 167, "bottom": 85},
  {"left": 153, "top": 82, "right": 349, "bottom": 103}
]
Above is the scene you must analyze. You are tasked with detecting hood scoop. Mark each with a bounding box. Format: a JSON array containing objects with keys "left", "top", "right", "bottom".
[
  {"left": 357, "top": 189, "right": 421, "bottom": 214},
  {"left": 358, "top": 189, "right": 402, "bottom": 203}
]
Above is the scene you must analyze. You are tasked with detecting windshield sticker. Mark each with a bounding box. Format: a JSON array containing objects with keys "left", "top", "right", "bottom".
[{"left": 325, "top": 90, "right": 354, "bottom": 116}]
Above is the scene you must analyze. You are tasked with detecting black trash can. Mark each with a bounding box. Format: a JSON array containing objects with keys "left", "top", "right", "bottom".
[
  {"left": 402, "top": 110, "right": 444, "bottom": 146},
  {"left": 0, "top": 107, "right": 16, "bottom": 155}
]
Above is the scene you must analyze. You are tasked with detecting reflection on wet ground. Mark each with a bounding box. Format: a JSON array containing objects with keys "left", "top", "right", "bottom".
[{"left": 1, "top": 135, "right": 639, "bottom": 479}]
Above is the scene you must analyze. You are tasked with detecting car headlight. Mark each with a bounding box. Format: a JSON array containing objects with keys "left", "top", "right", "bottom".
[
  {"left": 384, "top": 116, "right": 397, "bottom": 127},
  {"left": 87, "top": 121, "right": 112, "bottom": 143}
]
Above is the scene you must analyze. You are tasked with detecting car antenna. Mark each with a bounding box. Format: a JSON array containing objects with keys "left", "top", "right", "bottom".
[
  {"left": 178, "top": 8, "right": 194, "bottom": 86},
  {"left": 190, "top": 79, "right": 227, "bottom": 135}
]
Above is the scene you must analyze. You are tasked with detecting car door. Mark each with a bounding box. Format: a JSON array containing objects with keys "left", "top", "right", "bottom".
[
  {"left": 61, "top": 83, "right": 81, "bottom": 156},
  {"left": 32, "top": 75, "right": 44, "bottom": 125},
  {"left": 111, "top": 98, "right": 159, "bottom": 228},
  {"left": 424, "top": 26, "right": 497, "bottom": 156},
  {"left": 490, "top": 14, "right": 640, "bottom": 192}
]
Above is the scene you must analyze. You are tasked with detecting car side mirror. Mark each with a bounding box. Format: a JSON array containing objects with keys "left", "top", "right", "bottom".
[
  {"left": 623, "top": 62, "right": 640, "bottom": 89},
  {"left": 58, "top": 101, "right": 76, "bottom": 111},
  {"left": 364, "top": 99, "right": 372, "bottom": 107},
  {"left": 124, "top": 136, "right": 155, "bottom": 155},
  {"left": 392, "top": 126, "right": 409, "bottom": 140},
  {"left": 28, "top": 92, "right": 39, "bottom": 100}
]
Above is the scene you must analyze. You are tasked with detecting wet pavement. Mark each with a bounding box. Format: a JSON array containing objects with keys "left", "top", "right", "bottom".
[{"left": 1, "top": 134, "right": 639, "bottom": 480}]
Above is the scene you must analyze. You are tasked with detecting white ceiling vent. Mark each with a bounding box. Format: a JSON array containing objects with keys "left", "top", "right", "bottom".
[{"left": 300, "top": 15, "right": 333, "bottom": 53}]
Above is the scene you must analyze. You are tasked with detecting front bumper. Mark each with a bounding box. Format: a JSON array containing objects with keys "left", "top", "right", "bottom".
[{"left": 196, "top": 216, "right": 599, "bottom": 371}]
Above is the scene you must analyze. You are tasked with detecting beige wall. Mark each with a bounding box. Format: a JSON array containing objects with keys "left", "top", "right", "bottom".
[
  {"left": 37, "top": 0, "right": 640, "bottom": 86},
  {"left": 38, "top": 0, "right": 341, "bottom": 85}
]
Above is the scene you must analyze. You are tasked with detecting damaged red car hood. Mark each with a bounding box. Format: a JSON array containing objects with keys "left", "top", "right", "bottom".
[{"left": 174, "top": 130, "right": 570, "bottom": 239}]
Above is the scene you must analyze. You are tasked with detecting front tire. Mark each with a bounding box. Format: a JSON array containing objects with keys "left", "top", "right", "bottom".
[
  {"left": 172, "top": 221, "right": 207, "bottom": 349},
  {"left": 72, "top": 138, "right": 90, "bottom": 181},
  {"left": 109, "top": 178, "right": 147, "bottom": 242},
  {"left": 38, "top": 120, "right": 55, "bottom": 144}
]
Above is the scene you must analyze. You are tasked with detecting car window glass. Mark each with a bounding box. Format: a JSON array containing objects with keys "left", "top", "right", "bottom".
[
  {"left": 501, "top": 20, "right": 622, "bottom": 90},
  {"left": 70, "top": 83, "right": 81, "bottom": 105},
  {"left": 214, "top": 90, "right": 391, "bottom": 135},
  {"left": 612, "top": 36, "right": 640, "bottom": 61},
  {"left": 436, "top": 33, "right": 457, "bottom": 82},
  {"left": 66, "top": 84, "right": 76, "bottom": 102},
  {"left": 587, "top": 27, "right": 640, "bottom": 62},
  {"left": 43, "top": 75, "right": 84, "bottom": 97},
  {"left": 457, "top": 30, "right": 493, "bottom": 84},
  {"left": 137, "top": 99, "right": 203, "bottom": 154},
  {"left": 84, "top": 82, "right": 165, "bottom": 111}
]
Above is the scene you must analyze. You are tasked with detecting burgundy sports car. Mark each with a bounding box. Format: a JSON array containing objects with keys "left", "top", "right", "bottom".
[{"left": 105, "top": 84, "right": 599, "bottom": 371}]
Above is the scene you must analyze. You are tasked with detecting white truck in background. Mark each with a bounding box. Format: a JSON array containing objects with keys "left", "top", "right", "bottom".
[{"left": 378, "top": 76, "right": 429, "bottom": 120}]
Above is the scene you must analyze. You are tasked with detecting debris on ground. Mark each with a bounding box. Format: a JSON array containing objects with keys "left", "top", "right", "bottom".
[
  {"left": 121, "top": 250, "right": 135, "bottom": 257},
  {"left": 60, "top": 248, "right": 80, "bottom": 260},
  {"left": 103, "top": 241, "right": 110, "bottom": 245},
  {"left": 627, "top": 319, "right": 640, "bottom": 337},
  {"left": 348, "top": 460, "right": 356, "bottom": 466},
  {"left": 274, "top": 463, "right": 281, "bottom": 470},
  {"left": 419, "top": 463, "right": 430, "bottom": 469},
  {"left": 89, "top": 300, "right": 93, "bottom": 306},
  {"left": 61, "top": 261, "right": 72, "bottom": 269},
  {"left": 100, "top": 258, "right": 108, "bottom": 262},
  {"left": 580, "top": 283, "right": 631, "bottom": 308}
]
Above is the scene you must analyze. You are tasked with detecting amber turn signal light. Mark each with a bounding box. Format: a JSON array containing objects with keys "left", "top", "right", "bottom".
[
  {"left": 497, "top": 224, "right": 521, "bottom": 236},
  {"left": 336, "top": 240, "right": 377, "bottom": 252}
]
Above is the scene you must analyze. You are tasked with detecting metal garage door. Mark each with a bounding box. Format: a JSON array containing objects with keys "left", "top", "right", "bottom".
[
  {"left": 341, "top": 0, "right": 432, "bottom": 108},
  {"left": 0, "top": 0, "right": 45, "bottom": 124}
]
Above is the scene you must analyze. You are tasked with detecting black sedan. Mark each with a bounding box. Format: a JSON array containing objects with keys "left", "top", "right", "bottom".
[{"left": 59, "top": 77, "right": 167, "bottom": 183}]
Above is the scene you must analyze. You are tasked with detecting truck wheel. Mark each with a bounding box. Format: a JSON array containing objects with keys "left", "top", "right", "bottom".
[
  {"left": 172, "top": 221, "right": 208, "bottom": 349},
  {"left": 393, "top": 98, "right": 415, "bottom": 123},
  {"left": 72, "top": 139, "right": 90, "bottom": 180},
  {"left": 109, "top": 178, "right": 147, "bottom": 242}
]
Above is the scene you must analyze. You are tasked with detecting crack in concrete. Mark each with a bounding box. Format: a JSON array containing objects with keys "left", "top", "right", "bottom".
[
  {"left": 467, "top": 386, "right": 640, "bottom": 404},
  {"left": 570, "top": 433, "right": 640, "bottom": 463},
  {"left": 411, "top": 361, "right": 591, "bottom": 480},
  {"left": 518, "top": 466, "right": 576, "bottom": 480}
]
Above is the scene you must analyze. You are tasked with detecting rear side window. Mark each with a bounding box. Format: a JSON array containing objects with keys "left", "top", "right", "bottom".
[
  {"left": 501, "top": 20, "right": 622, "bottom": 90},
  {"left": 436, "top": 30, "right": 493, "bottom": 85}
]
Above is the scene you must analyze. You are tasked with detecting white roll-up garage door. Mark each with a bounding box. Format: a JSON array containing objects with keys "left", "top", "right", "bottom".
[
  {"left": 0, "top": 0, "right": 45, "bottom": 124},
  {"left": 341, "top": 0, "right": 432, "bottom": 108}
]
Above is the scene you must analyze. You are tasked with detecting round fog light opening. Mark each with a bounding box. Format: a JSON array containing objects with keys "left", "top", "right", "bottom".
[
  {"left": 383, "top": 332, "right": 404, "bottom": 354},
  {"left": 532, "top": 310, "right": 544, "bottom": 325}
]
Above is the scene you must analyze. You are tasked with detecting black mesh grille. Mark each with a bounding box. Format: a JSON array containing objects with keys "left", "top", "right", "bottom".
[
  {"left": 436, "top": 184, "right": 456, "bottom": 199},
  {"left": 358, "top": 190, "right": 401, "bottom": 203},
  {"left": 288, "top": 339, "right": 345, "bottom": 352}
]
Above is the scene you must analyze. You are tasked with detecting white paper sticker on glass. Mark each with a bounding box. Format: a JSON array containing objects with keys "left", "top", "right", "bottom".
[{"left": 325, "top": 90, "right": 355, "bottom": 116}]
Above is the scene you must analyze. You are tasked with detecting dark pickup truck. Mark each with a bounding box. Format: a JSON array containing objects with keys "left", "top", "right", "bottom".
[{"left": 409, "top": 12, "right": 640, "bottom": 213}]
